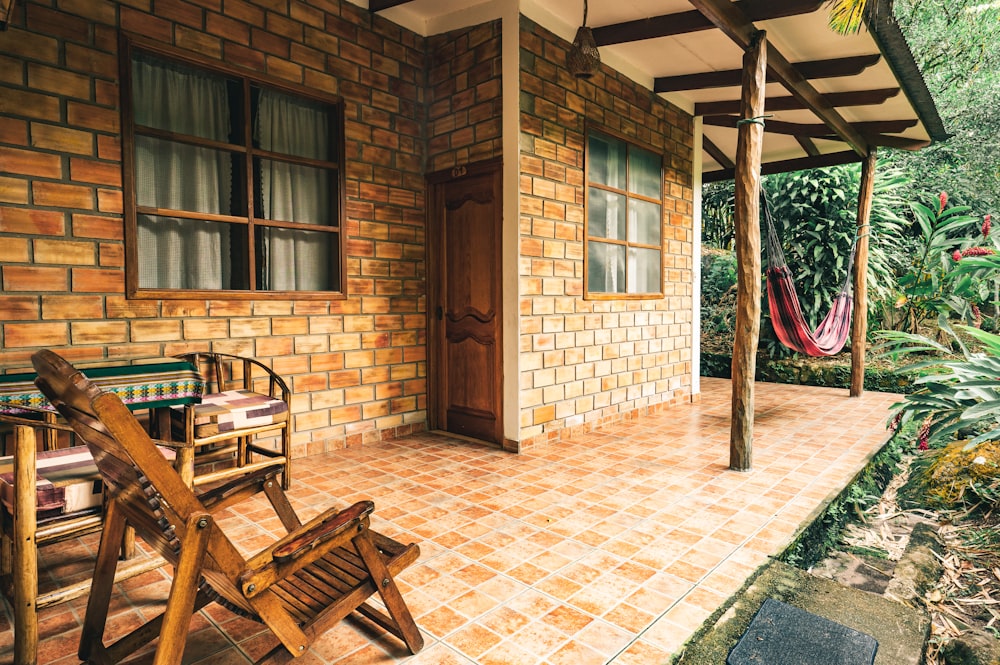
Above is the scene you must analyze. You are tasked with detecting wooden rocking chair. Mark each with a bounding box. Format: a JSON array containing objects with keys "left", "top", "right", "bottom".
[{"left": 31, "top": 349, "right": 424, "bottom": 664}]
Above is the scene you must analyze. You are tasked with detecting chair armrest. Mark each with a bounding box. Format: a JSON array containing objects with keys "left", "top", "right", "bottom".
[
  {"left": 271, "top": 500, "right": 372, "bottom": 563},
  {"left": 240, "top": 500, "right": 375, "bottom": 597}
]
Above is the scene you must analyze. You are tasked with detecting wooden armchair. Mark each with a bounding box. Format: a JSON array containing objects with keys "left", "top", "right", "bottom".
[
  {"left": 171, "top": 352, "right": 292, "bottom": 489},
  {"left": 31, "top": 349, "right": 423, "bottom": 664}
]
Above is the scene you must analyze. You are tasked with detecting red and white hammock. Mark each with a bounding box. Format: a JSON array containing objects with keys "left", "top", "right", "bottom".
[{"left": 764, "top": 197, "right": 856, "bottom": 357}]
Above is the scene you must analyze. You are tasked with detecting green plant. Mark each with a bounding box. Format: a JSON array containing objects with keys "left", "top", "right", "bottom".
[
  {"left": 878, "top": 321, "right": 1000, "bottom": 450},
  {"left": 885, "top": 195, "right": 983, "bottom": 332}
]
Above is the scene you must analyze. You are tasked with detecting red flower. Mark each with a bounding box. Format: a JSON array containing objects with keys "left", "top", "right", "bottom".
[
  {"left": 939, "top": 191, "right": 948, "bottom": 213},
  {"left": 984, "top": 214, "right": 992, "bottom": 239},
  {"left": 973, "top": 303, "right": 983, "bottom": 329},
  {"left": 917, "top": 418, "right": 931, "bottom": 451},
  {"left": 888, "top": 411, "right": 903, "bottom": 433},
  {"left": 952, "top": 249, "right": 963, "bottom": 261},
  {"left": 962, "top": 247, "right": 995, "bottom": 257}
]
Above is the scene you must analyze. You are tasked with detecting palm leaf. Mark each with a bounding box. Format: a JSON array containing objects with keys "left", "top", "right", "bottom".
[{"left": 827, "top": 0, "right": 869, "bottom": 35}]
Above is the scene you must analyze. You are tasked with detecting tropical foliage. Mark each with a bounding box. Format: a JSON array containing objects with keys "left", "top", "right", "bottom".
[
  {"left": 882, "top": 196, "right": 986, "bottom": 332},
  {"left": 878, "top": 322, "right": 1000, "bottom": 450}
]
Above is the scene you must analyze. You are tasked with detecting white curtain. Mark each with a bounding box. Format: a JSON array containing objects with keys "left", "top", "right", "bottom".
[
  {"left": 133, "top": 56, "right": 232, "bottom": 289},
  {"left": 255, "top": 90, "right": 331, "bottom": 291},
  {"left": 605, "top": 147, "right": 622, "bottom": 292}
]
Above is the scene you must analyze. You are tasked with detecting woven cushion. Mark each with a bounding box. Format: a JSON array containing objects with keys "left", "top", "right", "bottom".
[
  {"left": 171, "top": 390, "right": 288, "bottom": 438},
  {"left": 0, "top": 447, "right": 102, "bottom": 518}
]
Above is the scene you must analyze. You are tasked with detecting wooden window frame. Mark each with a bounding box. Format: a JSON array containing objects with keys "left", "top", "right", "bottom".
[
  {"left": 583, "top": 125, "right": 666, "bottom": 300},
  {"left": 119, "top": 34, "right": 347, "bottom": 300}
]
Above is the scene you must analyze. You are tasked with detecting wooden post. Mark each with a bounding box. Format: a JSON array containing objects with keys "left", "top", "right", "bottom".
[
  {"left": 850, "top": 148, "right": 877, "bottom": 397},
  {"left": 730, "top": 31, "right": 767, "bottom": 472},
  {"left": 14, "top": 425, "right": 38, "bottom": 665}
]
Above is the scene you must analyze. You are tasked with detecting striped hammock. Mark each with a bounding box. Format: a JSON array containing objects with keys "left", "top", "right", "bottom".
[{"left": 764, "top": 197, "right": 856, "bottom": 357}]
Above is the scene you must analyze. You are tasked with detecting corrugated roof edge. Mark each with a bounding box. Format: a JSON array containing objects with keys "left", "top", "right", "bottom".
[{"left": 867, "top": 0, "right": 950, "bottom": 142}]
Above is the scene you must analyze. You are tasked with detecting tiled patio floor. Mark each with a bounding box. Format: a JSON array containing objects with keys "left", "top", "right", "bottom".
[{"left": 0, "top": 378, "right": 901, "bottom": 665}]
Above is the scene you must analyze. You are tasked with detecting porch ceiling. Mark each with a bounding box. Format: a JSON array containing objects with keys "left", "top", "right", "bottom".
[{"left": 352, "top": 0, "right": 945, "bottom": 182}]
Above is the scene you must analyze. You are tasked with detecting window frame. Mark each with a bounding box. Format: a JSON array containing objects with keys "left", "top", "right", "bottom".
[
  {"left": 119, "top": 35, "right": 347, "bottom": 300},
  {"left": 583, "top": 125, "right": 666, "bottom": 300}
]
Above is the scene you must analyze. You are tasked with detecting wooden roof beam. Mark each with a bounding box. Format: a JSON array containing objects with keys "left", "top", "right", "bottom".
[
  {"left": 695, "top": 88, "right": 900, "bottom": 115},
  {"left": 703, "top": 150, "right": 862, "bottom": 183},
  {"left": 687, "top": 0, "right": 869, "bottom": 156},
  {"left": 369, "top": 0, "right": 413, "bottom": 11},
  {"left": 593, "top": 0, "right": 822, "bottom": 46},
  {"left": 703, "top": 136, "right": 735, "bottom": 170},
  {"left": 796, "top": 136, "right": 821, "bottom": 157},
  {"left": 702, "top": 115, "right": 917, "bottom": 136},
  {"left": 656, "top": 54, "right": 880, "bottom": 93}
]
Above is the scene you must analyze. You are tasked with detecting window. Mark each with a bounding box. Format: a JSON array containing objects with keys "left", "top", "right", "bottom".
[
  {"left": 585, "top": 129, "right": 663, "bottom": 297},
  {"left": 121, "top": 38, "right": 346, "bottom": 298}
]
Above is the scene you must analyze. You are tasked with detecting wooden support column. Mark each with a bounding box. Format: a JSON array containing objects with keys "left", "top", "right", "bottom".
[
  {"left": 850, "top": 148, "right": 877, "bottom": 397},
  {"left": 730, "top": 30, "right": 767, "bottom": 472}
]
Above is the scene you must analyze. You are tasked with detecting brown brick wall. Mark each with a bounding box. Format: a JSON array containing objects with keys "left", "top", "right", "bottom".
[
  {"left": 0, "top": 0, "right": 429, "bottom": 456},
  {"left": 517, "top": 17, "right": 695, "bottom": 448},
  {"left": 426, "top": 20, "right": 502, "bottom": 172}
]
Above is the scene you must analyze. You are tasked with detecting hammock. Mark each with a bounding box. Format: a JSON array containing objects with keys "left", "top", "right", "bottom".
[{"left": 764, "top": 196, "right": 857, "bottom": 357}]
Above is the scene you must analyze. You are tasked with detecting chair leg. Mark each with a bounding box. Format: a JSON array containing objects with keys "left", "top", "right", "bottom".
[
  {"left": 353, "top": 530, "right": 424, "bottom": 654},
  {"left": 79, "top": 499, "right": 128, "bottom": 662},
  {"left": 280, "top": 426, "right": 290, "bottom": 490},
  {"left": 150, "top": 512, "right": 213, "bottom": 665}
]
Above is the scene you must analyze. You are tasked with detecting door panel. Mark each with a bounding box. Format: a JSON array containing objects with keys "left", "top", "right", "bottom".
[{"left": 428, "top": 160, "right": 502, "bottom": 444}]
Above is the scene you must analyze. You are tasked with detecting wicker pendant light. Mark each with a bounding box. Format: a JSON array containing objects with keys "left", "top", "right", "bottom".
[{"left": 567, "top": 0, "right": 600, "bottom": 79}]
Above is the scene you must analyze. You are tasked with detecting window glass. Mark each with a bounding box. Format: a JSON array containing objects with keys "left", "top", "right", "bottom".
[
  {"left": 132, "top": 54, "right": 237, "bottom": 141},
  {"left": 588, "top": 241, "right": 626, "bottom": 294},
  {"left": 135, "top": 137, "right": 239, "bottom": 215},
  {"left": 588, "top": 133, "right": 626, "bottom": 188},
  {"left": 588, "top": 189, "right": 626, "bottom": 240},
  {"left": 257, "top": 228, "right": 336, "bottom": 291},
  {"left": 628, "top": 247, "right": 661, "bottom": 294},
  {"left": 629, "top": 146, "right": 662, "bottom": 199},
  {"left": 137, "top": 215, "right": 244, "bottom": 290},
  {"left": 629, "top": 199, "right": 661, "bottom": 246}
]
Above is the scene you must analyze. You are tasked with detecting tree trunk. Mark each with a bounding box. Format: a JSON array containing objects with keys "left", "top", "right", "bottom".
[{"left": 730, "top": 31, "right": 767, "bottom": 472}]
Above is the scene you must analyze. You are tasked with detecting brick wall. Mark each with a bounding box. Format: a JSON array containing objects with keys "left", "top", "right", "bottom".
[
  {"left": 426, "top": 20, "right": 502, "bottom": 172},
  {"left": 517, "top": 17, "right": 695, "bottom": 448},
  {"left": 0, "top": 0, "right": 429, "bottom": 456}
]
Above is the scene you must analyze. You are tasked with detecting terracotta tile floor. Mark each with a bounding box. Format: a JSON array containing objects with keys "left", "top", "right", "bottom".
[{"left": 0, "top": 378, "right": 900, "bottom": 664}]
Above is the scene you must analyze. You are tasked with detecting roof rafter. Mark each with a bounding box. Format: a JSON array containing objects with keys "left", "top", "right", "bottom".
[
  {"left": 703, "top": 150, "right": 862, "bottom": 183},
  {"left": 703, "top": 115, "right": 917, "bottom": 136},
  {"left": 687, "top": 0, "right": 869, "bottom": 156},
  {"left": 369, "top": 0, "right": 412, "bottom": 11},
  {"left": 703, "top": 136, "right": 735, "bottom": 170},
  {"left": 655, "top": 55, "right": 880, "bottom": 93},
  {"left": 695, "top": 88, "right": 900, "bottom": 115},
  {"left": 592, "top": 0, "right": 823, "bottom": 46}
]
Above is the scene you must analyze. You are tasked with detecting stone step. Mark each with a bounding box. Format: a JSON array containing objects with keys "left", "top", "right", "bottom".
[{"left": 675, "top": 559, "right": 931, "bottom": 664}]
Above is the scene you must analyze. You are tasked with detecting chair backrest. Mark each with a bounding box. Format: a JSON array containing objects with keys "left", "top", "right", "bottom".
[
  {"left": 30, "top": 349, "right": 252, "bottom": 613},
  {"left": 177, "top": 352, "right": 288, "bottom": 397}
]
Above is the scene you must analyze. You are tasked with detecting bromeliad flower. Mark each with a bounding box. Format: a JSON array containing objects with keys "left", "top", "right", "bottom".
[
  {"left": 953, "top": 249, "right": 963, "bottom": 261},
  {"left": 939, "top": 191, "right": 948, "bottom": 213},
  {"left": 983, "top": 214, "right": 992, "bottom": 239},
  {"left": 917, "top": 417, "right": 932, "bottom": 451},
  {"left": 962, "top": 247, "right": 996, "bottom": 257}
]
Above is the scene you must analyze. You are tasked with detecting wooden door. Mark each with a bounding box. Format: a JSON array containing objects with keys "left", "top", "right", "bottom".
[{"left": 427, "top": 159, "right": 503, "bottom": 444}]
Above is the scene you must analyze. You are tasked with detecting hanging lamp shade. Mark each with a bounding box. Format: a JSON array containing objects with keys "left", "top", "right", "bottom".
[{"left": 567, "top": 0, "right": 600, "bottom": 78}]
